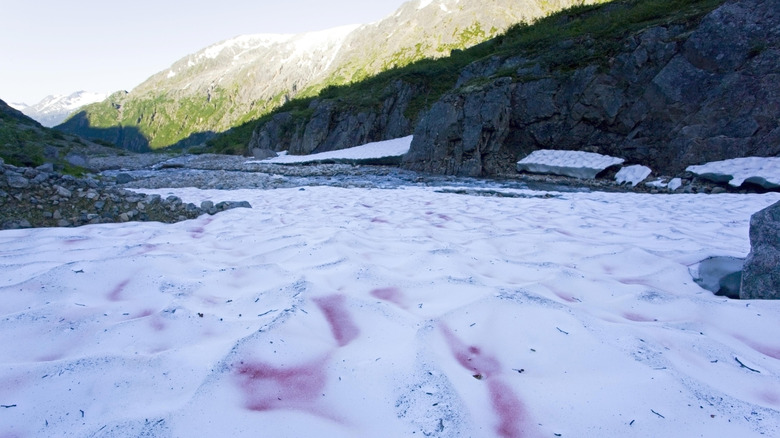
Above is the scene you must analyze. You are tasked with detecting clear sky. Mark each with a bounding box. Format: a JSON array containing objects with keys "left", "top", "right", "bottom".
[{"left": 0, "top": 0, "right": 408, "bottom": 104}]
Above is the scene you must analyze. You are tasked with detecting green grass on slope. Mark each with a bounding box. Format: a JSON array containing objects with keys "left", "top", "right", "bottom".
[{"left": 208, "top": 0, "right": 726, "bottom": 154}]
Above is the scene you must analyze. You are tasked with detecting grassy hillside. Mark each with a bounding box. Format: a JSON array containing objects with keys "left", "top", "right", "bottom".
[
  {"left": 207, "top": 0, "right": 726, "bottom": 155},
  {"left": 0, "top": 99, "right": 122, "bottom": 173}
]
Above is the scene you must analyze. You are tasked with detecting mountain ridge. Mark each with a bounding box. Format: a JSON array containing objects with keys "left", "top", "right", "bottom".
[{"left": 56, "top": 0, "right": 602, "bottom": 150}]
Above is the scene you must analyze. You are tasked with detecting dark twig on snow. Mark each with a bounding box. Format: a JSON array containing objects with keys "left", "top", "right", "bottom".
[
  {"left": 1, "top": 404, "right": 17, "bottom": 408},
  {"left": 735, "top": 357, "right": 760, "bottom": 373},
  {"left": 556, "top": 327, "right": 569, "bottom": 335},
  {"left": 651, "top": 409, "right": 665, "bottom": 418}
]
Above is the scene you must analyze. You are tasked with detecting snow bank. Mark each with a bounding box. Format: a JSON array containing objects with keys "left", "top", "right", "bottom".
[
  {"left": 1, "top": 185, "right": 779, "bottom": 437},
  {"left": 517, "top": 149, "right": 624, "bottom": 179},
  {"left": 615, "top": 164, "right": 651, "bottom": 186},
  {"left": 252, "top": 136, "right": 413, "bottom": 165},
  {"left": 687, "top": 156, "right": 780, "bottom": 189}
]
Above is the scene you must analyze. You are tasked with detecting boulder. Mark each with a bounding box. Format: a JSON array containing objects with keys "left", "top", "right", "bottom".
[
  {"left": 251, "top": 148, "right": 278, "bottom": 160},
  {"left": 740, "top": 200, "right": 780, "bottom": 299}
]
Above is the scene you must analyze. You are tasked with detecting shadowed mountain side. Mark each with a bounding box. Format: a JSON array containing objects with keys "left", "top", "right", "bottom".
[
  {"left": 57, "top": 111, "right": 151, "bottom": 153},
  {"left": 55, "top": 112, "right": 218, "bottom": 153}
]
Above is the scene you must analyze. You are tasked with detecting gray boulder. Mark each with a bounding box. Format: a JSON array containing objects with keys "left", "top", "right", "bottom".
[
  {"left": 251, "top": 148, "right": 278, "bottom": 160},
  {"left": 740, "top": 200, "right": 780, "bottom": 299}
]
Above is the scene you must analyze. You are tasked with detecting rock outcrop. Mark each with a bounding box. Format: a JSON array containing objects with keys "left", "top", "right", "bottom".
[
  {"left": 248, "top": 81, "right": 417, "bottom": 155},
  {"left": 402, "top": 0, "right": 780, "bottom": 176},
  {"left": 740, "top": 200, "right": 780, "bottom": 299}
]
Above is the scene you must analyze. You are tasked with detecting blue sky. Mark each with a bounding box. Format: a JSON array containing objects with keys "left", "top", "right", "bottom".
[{"left": 0, "top": 0, "right": 407, "bottom": 104}]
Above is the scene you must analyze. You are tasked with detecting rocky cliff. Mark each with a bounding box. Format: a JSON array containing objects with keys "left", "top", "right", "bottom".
[{"left": 250, "top": 0, "right": 779, "bottom": 177}]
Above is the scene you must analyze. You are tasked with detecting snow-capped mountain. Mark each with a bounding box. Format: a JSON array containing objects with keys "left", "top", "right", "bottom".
[
  {"left": 57, "top": 0, "right": 599, "bottom": 150},
  {"left": 19, "top": 91, "right": 107, "bottom": 127}
]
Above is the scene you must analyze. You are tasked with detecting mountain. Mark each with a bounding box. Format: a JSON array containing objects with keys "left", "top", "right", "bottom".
[
  {"left": 17, "top": 91, "right": 107, "bottom": 127},
  {"left": 245, "top": 0, "right": 780, "bottom": 176},
  {"left": 0, "top": 98, "right": 119, "bottom": 171},
  {"left": 56, "top": 0, "right": 603, "bottom": 151}
]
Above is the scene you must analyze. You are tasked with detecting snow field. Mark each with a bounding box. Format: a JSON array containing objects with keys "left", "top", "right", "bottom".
[{"left": 1, "top": 186, "right": 779, "bottom": 437}]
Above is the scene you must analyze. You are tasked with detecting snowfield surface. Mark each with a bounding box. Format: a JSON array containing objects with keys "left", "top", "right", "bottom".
[{"left": 2, "top": 184, "right": 779, "bottom": 437}]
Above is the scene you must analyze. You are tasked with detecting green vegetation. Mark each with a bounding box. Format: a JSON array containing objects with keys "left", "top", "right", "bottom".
[{"left": 207, "top": 0, "right": 724, "bottom": 153}]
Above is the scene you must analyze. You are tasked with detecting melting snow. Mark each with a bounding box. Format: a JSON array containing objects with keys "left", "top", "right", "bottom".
[
  {"left": 687, "top": 157, "right": 780, "bottom": 189},
  {"left": 615, "top": 164, "right": 652, "bottom": 187},
  {"left": 517, "top": 149, "right": 625, "bottom": 179},
  {"left": 252, "top": 136, "right": 412, "bottom": 164}
]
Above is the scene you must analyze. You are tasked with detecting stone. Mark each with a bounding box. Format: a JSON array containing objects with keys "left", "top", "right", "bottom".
[
  {"left": 7, "top": 173, "right": 30, "bottom": 189},
  {"left": 200, "top": 200, "right": 214, "bottom": 210},
  {"left": 115, "top": 173, "right": 134, "bottom": 184},
  {"left": 251, "top": 148, "right": 278, "bottom": 160},
  {"left": 55, "top": 185, "right": 72, "bottom": 198},
  {"left": 36, "top": 162, "right": 55, "bottom": 173},
  {"left": 740, "top": 200, "right": 780, "bottom": 299}
]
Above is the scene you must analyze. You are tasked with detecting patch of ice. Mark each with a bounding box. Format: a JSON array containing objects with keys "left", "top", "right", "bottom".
[
  {"left": 687, "top": 157, "right": 780, "bottom": 189},
  {"left": 517, "top": 149, "right": 625, "bottom": 179},
  {"left": 615, "top": 165, "right": 652, "bottom": 186}
]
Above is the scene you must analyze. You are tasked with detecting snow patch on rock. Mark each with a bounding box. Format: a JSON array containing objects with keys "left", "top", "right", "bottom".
[
  {"left": 687, "top": 157, "right": 780, "bottom": 189},
  {"left": 615, "top": 165, "right": 652, "bottom": 186},
  {"left": 517, "top": 149, "right": 625, "bottom": 179},
  {"left": 250, "top": 136, "right": 413, "bottom": 165}
]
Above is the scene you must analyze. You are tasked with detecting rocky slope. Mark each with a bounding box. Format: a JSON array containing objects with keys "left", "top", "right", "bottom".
[
  {"left": 403, "top": 0, "right": 780, "bottom": 176},
  {"left": 0, "top": 98, "right": 121, "bottom": 170},
  {"left": 250, "top": 0, "right": 779, "bottom": 177},
  {"left": 55, "top": 0, "right": 601, "bottom": 151}
]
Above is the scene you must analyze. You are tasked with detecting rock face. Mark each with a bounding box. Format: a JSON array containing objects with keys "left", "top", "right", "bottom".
[
  {"left": 248, "top": 81, "right": 417, "bottom": 155},
  {"left": 740, "top": 200, "right": 780, "bottom": 299},
  {"left": 402, "top": 0, "right": 780, "bottom": 176}
]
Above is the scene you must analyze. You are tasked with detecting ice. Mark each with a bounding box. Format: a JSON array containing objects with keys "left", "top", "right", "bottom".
[{"left": 1, "top": 182, "right": 779, "bottom": 437}]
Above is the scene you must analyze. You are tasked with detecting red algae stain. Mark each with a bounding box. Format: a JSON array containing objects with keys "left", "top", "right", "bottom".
[
  {"left": 371, "top": 287, "right": 407, "bottom": 309},
  {"left": 107, "top": 279, "right": 130, "bottom": 301},
  {"left": 234, "top": 359, "right": 327, "bottom": 412},
  {"left": 313, "top": 295, "right": 360, "bottom": 347},
  {"left": 734, "top": 335, "right": 780, "bottom": 360},
  {"left": 440, "top": 324, "right": 534, "bottom": 437},
  {"left": 440, "top": 325, "right": 500, "bottom": 378},
  {"left": 489, "top": 379, "right": 530, "bottom": 438},
  {"left": 554, "top": 291, "right": 578, "bottom": 303},
  {"left": 623, "top": 312, "right": 654, "bottom": 322},
  {"left": 759, "top": 390, "right": 780, "bottom": 406}
]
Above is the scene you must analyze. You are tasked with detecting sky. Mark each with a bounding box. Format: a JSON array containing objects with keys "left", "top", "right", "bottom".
[{"left": 0, "top": 0, "right": 408, "bottom": 104}]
